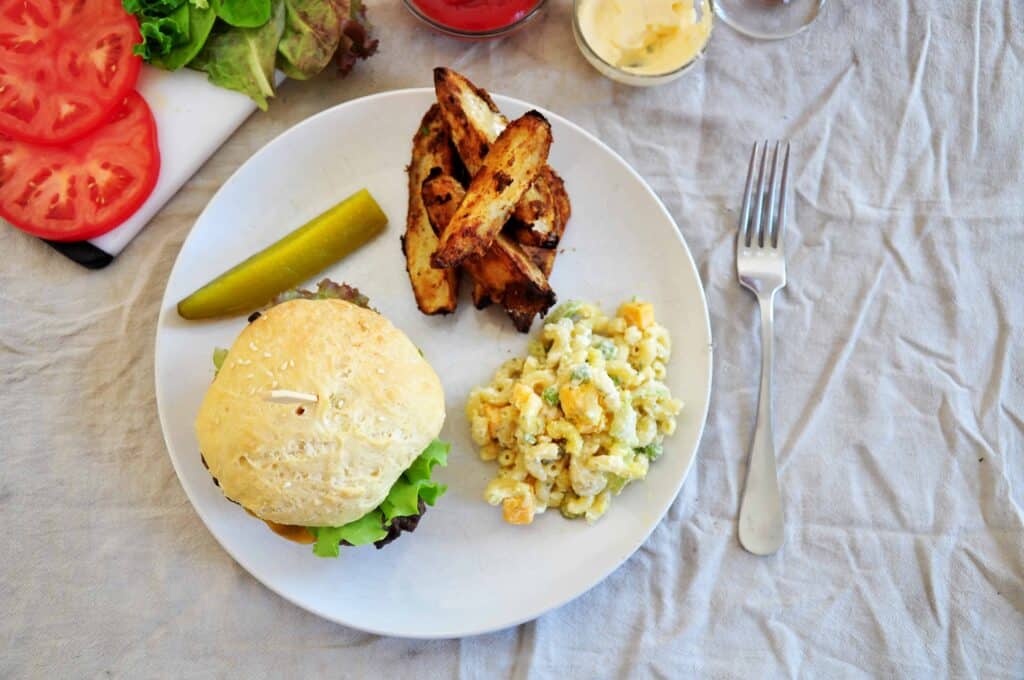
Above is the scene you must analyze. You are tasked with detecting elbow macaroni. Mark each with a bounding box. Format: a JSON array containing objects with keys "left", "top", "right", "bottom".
[{"left": 467, "top": 300, "right": 683, "bottom": 525}]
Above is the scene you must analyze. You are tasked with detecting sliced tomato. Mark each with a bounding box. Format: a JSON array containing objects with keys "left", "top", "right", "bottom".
[
  {"left": 0, "top": 0, "right": 142, "bottom": 145},
  {"left": 0, "top": 92, "right": 160, "bottom": 242}
]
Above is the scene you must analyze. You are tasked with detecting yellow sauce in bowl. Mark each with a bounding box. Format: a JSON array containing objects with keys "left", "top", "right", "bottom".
[{"left": 576, "top": 0, "right": 713, "bottom": 76}]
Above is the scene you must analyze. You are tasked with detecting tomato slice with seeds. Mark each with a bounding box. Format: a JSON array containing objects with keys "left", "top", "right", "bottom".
[
  {"left": 0, "top": 92, "right": 160, "bottom": 242},
  {"left": 0, "top": 0, "right": 142, "bottom": 145}
]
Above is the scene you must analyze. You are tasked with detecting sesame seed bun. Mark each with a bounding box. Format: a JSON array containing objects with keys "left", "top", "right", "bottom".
[{"left": 195, "top": 299, "right": 445, "bottom": 527}]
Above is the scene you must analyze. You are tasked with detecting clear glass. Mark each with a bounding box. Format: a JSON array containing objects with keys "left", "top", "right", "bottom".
[{"left": 714, "top": 0, "right": 825, "bottom": 40}]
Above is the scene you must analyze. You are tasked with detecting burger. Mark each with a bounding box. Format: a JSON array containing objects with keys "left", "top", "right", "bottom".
[{"left": 195, "top": 280, "right": 448, "bottom": 557}]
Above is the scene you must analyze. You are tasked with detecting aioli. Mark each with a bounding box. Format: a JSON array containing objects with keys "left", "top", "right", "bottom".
[{"left": 577, "top": 0, "right": 713, "bottom": 76}]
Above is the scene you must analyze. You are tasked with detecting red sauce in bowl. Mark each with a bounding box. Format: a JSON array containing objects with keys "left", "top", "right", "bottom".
[{"left": 409, "top": 0, "right": 543, "bottom": 33}]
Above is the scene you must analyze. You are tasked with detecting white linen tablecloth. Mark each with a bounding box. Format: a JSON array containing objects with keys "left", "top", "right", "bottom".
[{"left": 2, "top": 1, "right": 1022, "bottom": 677}]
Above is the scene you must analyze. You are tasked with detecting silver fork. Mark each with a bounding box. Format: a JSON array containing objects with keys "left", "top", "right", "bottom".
[{"left": 736, "top": 141, "right": 790, "bottom": 556}]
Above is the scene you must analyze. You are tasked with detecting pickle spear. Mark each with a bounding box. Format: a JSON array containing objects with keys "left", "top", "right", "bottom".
[{"left": 177, "top": 189, "right": 387, "bottom": 320}]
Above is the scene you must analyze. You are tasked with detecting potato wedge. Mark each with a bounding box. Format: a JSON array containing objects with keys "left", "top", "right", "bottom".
[
  {"left": 507, "top": 245, "right": 557, "bottom": 331},
  {"left": 419, "top": 170, "right": 495, "bottom": 305},
  {"left": 402, "top": 105, "right": 459, "bottom": 315},
  {"left": 420, "top": 172, "right": 493, "bottom": 307},
  {"left": 420, "top": 174, "right": 493, "bottom": 309},
  {"left": 435, "top": 67, "right": 569, "bottom": 248},
  {"left": 505, "top": 166, "right": 570, "bottom": 248},
  {"left": 423, "top": 173, "right": 554, "bottom": 330},
  {"left": 468, "top": 234, "right": 556, "bottom": 332},
  {"left": 471, "top": 280, "right": 493, "bottom": 309},
  {"left": 523, "top": 244, "right": 556, "bottom": 278},
  {"left": 506, "top": 308, "right": 539, "bottom": 334},
  {"left": 550, "top": 167, "right": 572, "bottom": 234},
  {"left": 420, "top": 171, "right": 464, "bottom": 237},
  {"left": 433, "top": 67, "right": 507, "bottom": 177},
  {"left": 432, "top": 111, "right": 553, "bottom": 269}
]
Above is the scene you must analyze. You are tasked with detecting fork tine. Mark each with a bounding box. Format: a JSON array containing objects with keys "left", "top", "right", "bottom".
[
  {"left": 751, "top": 141, "right": 768, "bottom": 247},
  {"left": 774, "top": 142, "right": 791, "bottom": 248},
  {"left": 738, "top": 142, "right": 758, "bottom": 248},
  {"left": 765, "top": 141, "right": 780, "bottom": 248}
]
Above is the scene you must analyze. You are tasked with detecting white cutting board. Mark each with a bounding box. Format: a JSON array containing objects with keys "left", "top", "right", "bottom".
[{"left": 88, "top": 66, "right": 265, "bottom": 256}]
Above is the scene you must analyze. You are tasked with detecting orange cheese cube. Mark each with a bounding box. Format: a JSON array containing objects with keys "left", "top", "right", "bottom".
[
  {"left": 502, "top": 495, "right": 535, "bottom": 525},
  {"left": 620, "top": 301, "right": 654, "bottom": 329}
]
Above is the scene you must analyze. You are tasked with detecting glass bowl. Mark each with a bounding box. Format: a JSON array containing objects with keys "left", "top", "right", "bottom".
[
  {"left": 715, "top": 0, "right": 825, "bottom": 40},
  {"left": 402, "top": 0, "right": 549, "bottom": 40},
  {"left": 572, "top": 0, "right": 714, "bottom": 87}
]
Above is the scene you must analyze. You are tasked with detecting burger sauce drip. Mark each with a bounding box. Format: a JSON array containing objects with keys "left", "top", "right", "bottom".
[
  {"left": 410, "top": 0, "right": 541, "bottom": 32},
  {"left": 242, "top": 506, "right": 315, "bottom": 543},
  {"left": 264, "top": 520, "right": 316, "bottom": 544}
]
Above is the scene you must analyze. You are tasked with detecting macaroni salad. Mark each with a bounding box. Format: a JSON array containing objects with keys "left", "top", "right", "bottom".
[{"left": 466, "top": 300, "right": 683, "bottom": 524}]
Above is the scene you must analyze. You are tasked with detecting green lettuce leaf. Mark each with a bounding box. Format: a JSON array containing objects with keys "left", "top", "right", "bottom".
[
  {"left": 309, "top": 439, "right": 450, "bottom": 558},
  {"left": 380, "top": 439, "right": 449, "bottom": 521},
  {"left": 214, "top": 0, "right": 272, "bottom": 27},
  {"left": 151, "top": 3, "right": 218, "bottom": 70},
  {"left": 134, "top": 4, "right": 190, "bottom": 60},
  {"left": 272, "top": 279, "right": 370, "bottom": 308},
  {"left": 310, "top": 510, "right": 388, "bottom": 557},
  {"left": 335, "top": 0, "right": 378, "bottom": 76},
  {"left": 123, "top": 0, "right": 186, "bottom": 15},
  {"left": 277, "top": 0, "right": 344, "bottom": 80},
  {"left": 192, "top": 0, "right": 285, "bottom": 110}
]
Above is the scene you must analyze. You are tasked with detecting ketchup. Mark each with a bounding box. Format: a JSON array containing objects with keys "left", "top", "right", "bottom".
[{"left": 410, "top": 0, "right": 542, "bottom": 32}]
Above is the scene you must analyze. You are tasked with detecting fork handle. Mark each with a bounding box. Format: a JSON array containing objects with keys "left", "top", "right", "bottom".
[{"left": 738, "top": 293, "right": 785, "bottom": 555}]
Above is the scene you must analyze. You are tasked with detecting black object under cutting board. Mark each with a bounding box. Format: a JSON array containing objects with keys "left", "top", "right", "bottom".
[{"left": 45, "top": 240, "right": 115, "bottom": 269}]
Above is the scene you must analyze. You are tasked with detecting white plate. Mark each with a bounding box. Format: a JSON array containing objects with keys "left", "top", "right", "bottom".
[{"left": 155, "top": 89, "right": 712, "bottom": 638}]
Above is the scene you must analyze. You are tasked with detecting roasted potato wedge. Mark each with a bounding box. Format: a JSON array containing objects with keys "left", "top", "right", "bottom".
[
  {"left": 471, "top": 281, "right": 493, "bottom": 309},
  {"left": 432, "top": 111, "right": 553, "bottom": 269},
  {"left": 467, "top": 234, "right": 556, "bottom": 332},
  {"left": 550, "top": 167, "right": 571, "bottom": 234},
  {"left": 423, "top": 173, "right": 554, "bottom": 330},
  {"left": 433, "top": 67, "right": 507, "bottom": 176},
  {"left": 402, "top": 105, "right": 459, "bottom": 315},
  {"left": 435, "top": 67, "right": 569, "bottom": 248},
  {"left": 505, "top": 166, "right": 570, "bottom": 248},
  {"left": 522, "top": 244, "right": 556, "bottom": 278},
  {"left": 420, "top": 171, "right": 464, "bottom": 237},
  {"left": 507, "top": 245, "right": 557, "bottom": 330},
  {"left": 419, "top": 172, "right": 491, "bottom": 304},
  {"left": 506, "top": 308, "right": 539, "bottom": 334}
]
